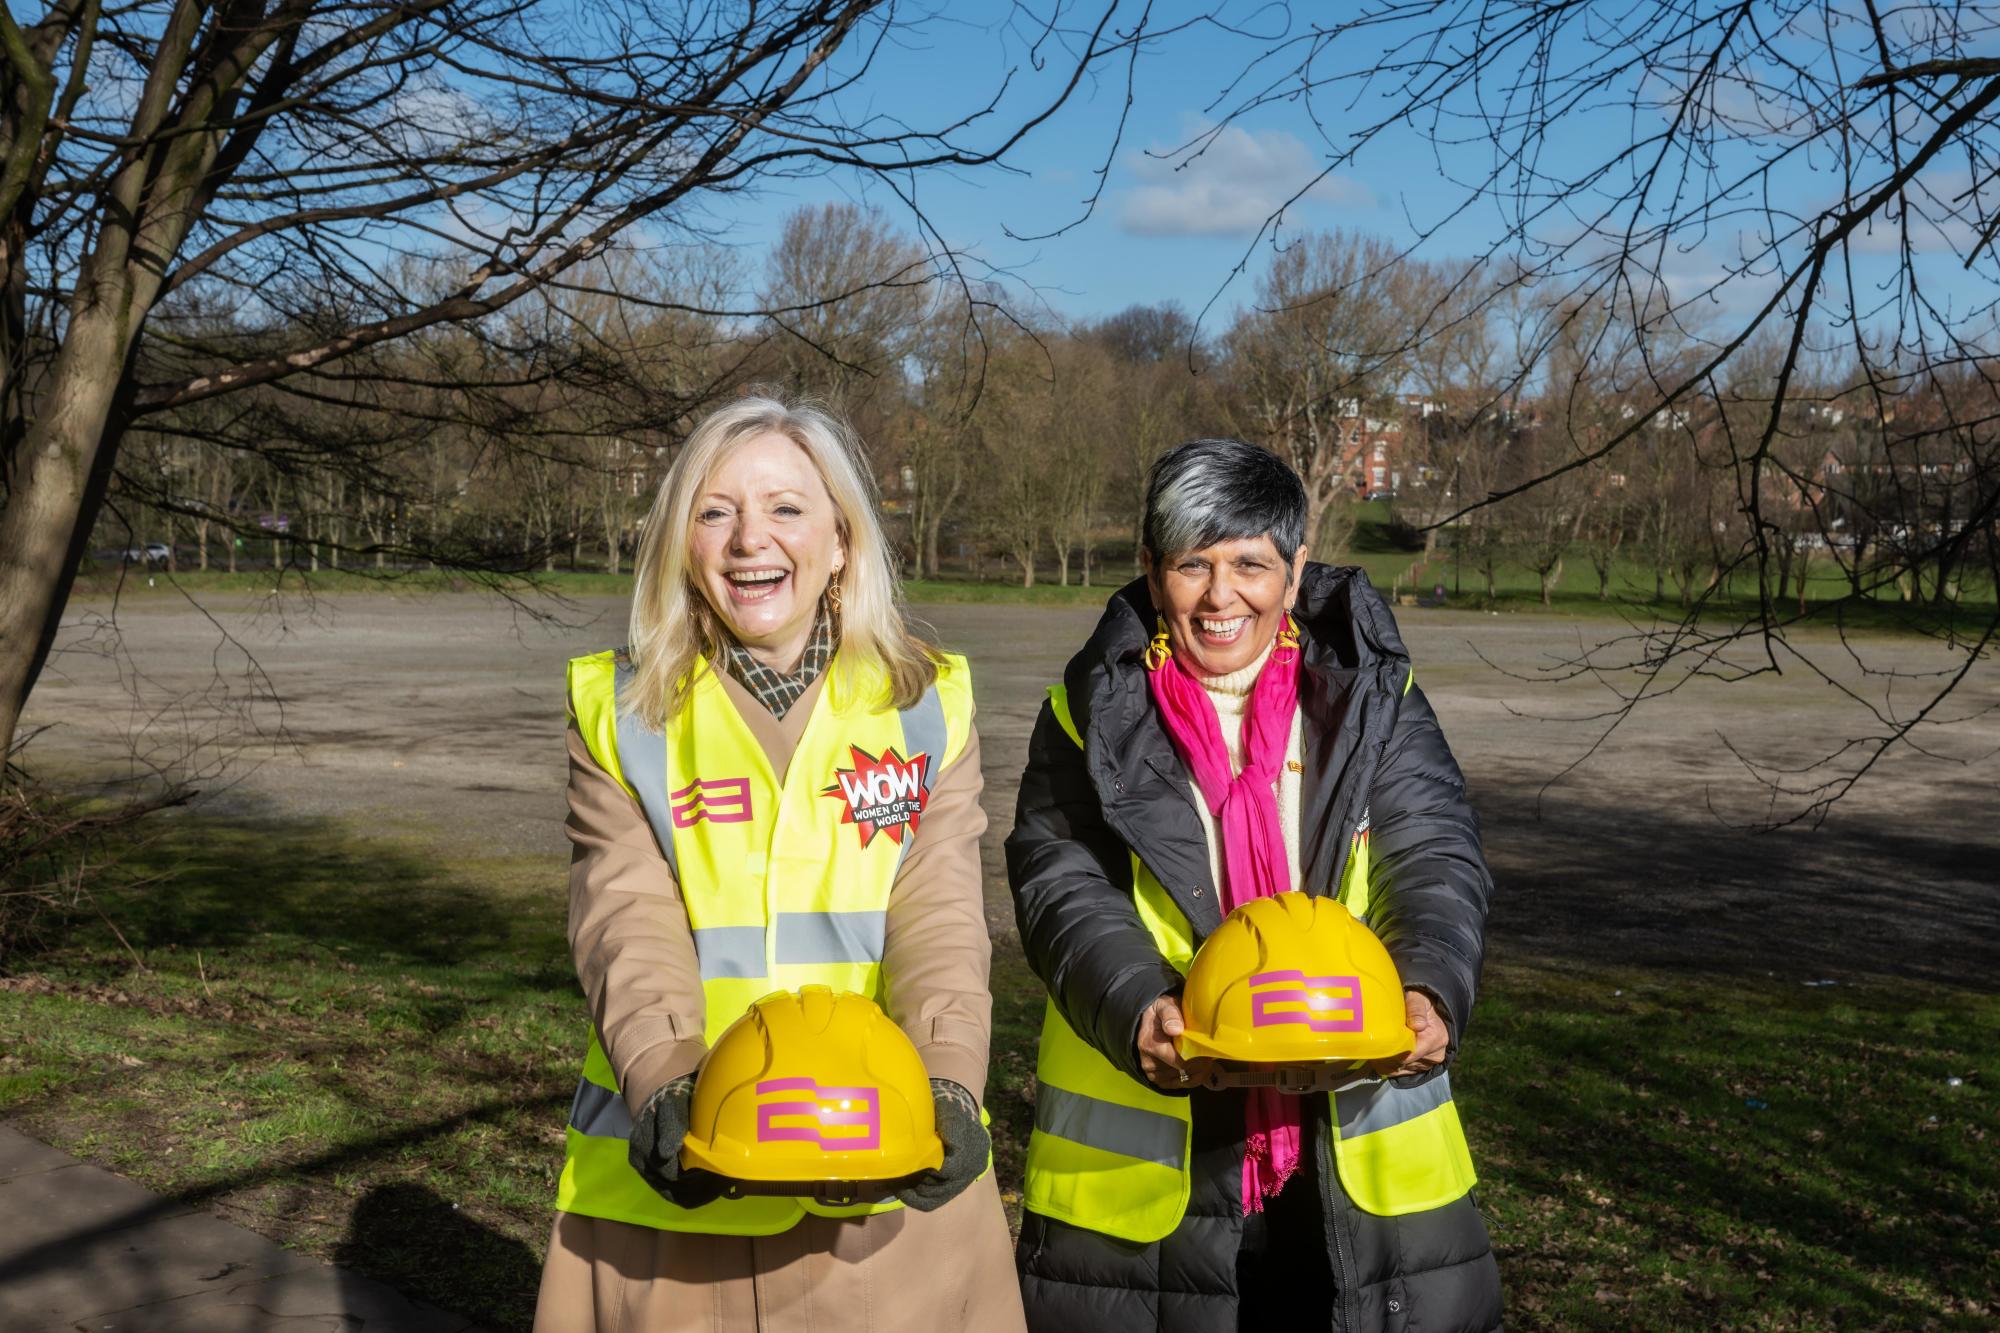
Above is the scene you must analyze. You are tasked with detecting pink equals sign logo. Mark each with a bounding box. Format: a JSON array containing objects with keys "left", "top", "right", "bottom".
[
  {"left": 755, "top": 1078, "right": 882, "bottom": 1150},
  {"left": 1249, "top": 971, "right": 1364, "bottom": 1031},
  {"left": 670, "top": 776, "right": 753, "bottom": 827}
]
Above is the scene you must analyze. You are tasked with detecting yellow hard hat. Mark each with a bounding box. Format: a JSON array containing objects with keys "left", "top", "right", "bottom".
[
  {"left": 1177, "top": 892, "right": 1414, "bottom": 1067},
  {"left": 680, "top": 986, "right": 943, "bottom": 1196}
]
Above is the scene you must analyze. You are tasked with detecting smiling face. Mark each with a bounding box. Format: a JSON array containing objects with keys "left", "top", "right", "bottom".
[
  {"left": 688, "top": 430, "right": 845, "bottom": 671},
  {"left": 1144, "top": 534, "right": 1309, "bottom": 679}
]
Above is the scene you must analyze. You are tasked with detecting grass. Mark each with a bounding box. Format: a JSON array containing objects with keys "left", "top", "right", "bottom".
[
  {"left": 4, "top": 812, "right": 1997, "bottom": 1330},
  {"left": 0, "top": 814, "right": 578, "bottom": 1330},
  {"left": 76, "top": 531, "right": 1995, "bottom": 640},
  {"left": 1461, "top": 961, "right": 1998, "bottom": 1329}
]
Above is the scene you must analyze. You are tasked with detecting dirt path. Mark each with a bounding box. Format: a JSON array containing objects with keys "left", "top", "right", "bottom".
[{"left": 24, "top": 588, "right": 2000, "bottom": 988}]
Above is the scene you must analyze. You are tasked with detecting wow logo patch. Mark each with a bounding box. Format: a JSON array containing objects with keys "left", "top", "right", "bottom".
[
  {"left": 754, "top": 1078, "right": 882, "bottom": 1150},
  {"left": 1249, "top": 970, "right": 1364, "bottom": 1032},
  {"left": 823, "top": 745, "right": 930, "bottom": 847}
]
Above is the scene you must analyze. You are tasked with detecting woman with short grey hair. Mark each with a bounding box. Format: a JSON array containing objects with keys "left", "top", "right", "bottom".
[{"left": 1005, "top": 439, "right": 1502, "bottom": 1330}]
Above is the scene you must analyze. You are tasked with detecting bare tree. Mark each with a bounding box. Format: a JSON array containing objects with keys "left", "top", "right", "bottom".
[
  {"left": 0, "top": 0, "right": 1180, "bottom": 760},
  {"left": 1181, "top": 3, "right": 2000, "bottom": 820},
  {"left": 762, "top": 203, "right": 932, "bottom": 410},
  {"left": 974, "top": 334, "right": 1061, "bottom": 587},
  {"left": 1225, "top": 231, "right": 1406, "bottom": 555},
  {"left": 1087, "top": 303, "right": 1214, "bottom": 571},
  {"left": 895, "top": 290, "right": 994, "bottom": 581},
  {"left": 1046, "top": 339, "right": 1116, "bottom": 586}
]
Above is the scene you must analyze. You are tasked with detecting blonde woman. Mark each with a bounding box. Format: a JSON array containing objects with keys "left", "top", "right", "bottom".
[{"left": 534, "top": 393, "right": 1023, "bottom": 1332}]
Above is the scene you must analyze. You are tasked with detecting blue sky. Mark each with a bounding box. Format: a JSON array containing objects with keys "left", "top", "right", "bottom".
[
  {"left": 703, "top": 4, "right": 1464, "bottom": 331},
  {"left": 688, "top": 2, "right": 1992, "bottom": 353}
]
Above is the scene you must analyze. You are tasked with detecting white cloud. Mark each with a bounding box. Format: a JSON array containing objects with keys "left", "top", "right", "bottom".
[{"left": 1116, "top": 124, "right": 1375, "bottom": 238}]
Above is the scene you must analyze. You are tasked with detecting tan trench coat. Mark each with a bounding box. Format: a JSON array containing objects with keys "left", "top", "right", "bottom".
[{"left": 533, "top": 667, "right": 1025, "bottom": 1333}]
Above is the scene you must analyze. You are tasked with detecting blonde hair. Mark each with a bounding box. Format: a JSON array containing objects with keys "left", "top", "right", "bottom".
[{"left": 626, "top": 391, "right": 940, "bottom": 730}]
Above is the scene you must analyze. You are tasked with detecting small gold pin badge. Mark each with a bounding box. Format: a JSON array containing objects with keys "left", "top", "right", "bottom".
[{"left": 1286, "top": 760, "right": 1303, "bottom": 773}]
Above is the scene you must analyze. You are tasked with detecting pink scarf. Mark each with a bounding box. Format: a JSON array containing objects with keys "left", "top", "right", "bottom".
[{"left": 1146, "top": 621, "right": 1302, "bottom": 1215}]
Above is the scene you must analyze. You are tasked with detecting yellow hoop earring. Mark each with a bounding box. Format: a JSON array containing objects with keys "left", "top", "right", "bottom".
[
  {"left": 1276, "top": 613, "right": 1301, "bottom": 654},
  {"left": 1144, "top": 616, "right": 1173, "bottom": 671}
]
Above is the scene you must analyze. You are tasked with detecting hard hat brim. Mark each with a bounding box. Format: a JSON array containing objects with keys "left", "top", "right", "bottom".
[
  {"left": 1183, "top": 1057, "right": 1381, "bottom": 1094},
  {"left": 716, "top": 1171, "right": 933, "bottom": 1207},
  {"left": 1176, "top": 1025, "right": 1414, "bottom": 1065},
  {"left": 679, "top": 1134, "right": 943, "bottom": 1184}
]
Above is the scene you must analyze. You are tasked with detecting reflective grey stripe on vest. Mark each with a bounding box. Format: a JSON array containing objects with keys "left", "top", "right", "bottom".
[
  {"left": 1335, "top": 1071, "right": 1454, "bottom": 1140},
  {"left": 693, "top": 926, "right": 767, "bottom": 980},
  {"left": 611, "top": 658, "right": 678, "bottom": 881},
  {"left": 895, "top": 683, "right": 947, "bottom": 868},
  {"left": 569, "top": 1077, "right": 633, "bottom": 1139},
  {"left": 1032, "top": 1083, "right": 1187, "bottom": 1170},
  {"left": 610, "top": 662, "right": 935, "bottom": 972},
  {"left": 775, "top": 911, "right": 885, "bottom": 965},
  {"left": 897, "top": 683, "right": 947, "bottom": 792}
]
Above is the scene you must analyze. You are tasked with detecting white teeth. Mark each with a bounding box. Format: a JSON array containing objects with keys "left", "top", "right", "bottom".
[
  {"left": 727, "top": 570, "right": 786, "bottom": 584},
  {"left": 1198, "top": 617, "right": 1247, "bottom": 634}
]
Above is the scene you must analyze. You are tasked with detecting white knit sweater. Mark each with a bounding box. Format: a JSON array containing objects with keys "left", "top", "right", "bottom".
[{"left": 1185, "top": 639, "right": 1304, "bottom": 897}]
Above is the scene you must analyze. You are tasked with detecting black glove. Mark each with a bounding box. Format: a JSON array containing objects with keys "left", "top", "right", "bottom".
[
  {"left": 896, "top": 1078, "right": 989, "bottom": 1213},
  {"left": 628, "top": 1075, "right": 725, "bottom": 1210}
]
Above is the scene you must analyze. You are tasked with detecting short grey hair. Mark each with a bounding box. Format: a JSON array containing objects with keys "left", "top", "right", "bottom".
[{"left": 1142, "top": 439, "right": 1308, "bottom": 566}]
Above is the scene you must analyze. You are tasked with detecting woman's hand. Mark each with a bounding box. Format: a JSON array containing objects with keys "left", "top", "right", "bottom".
[
  {"left": 1137, "top": 994, "right": 1192, "bottom": 1087},
  {"left": 1373, "top": 989, "right": 1449, "bottom": 1079}
]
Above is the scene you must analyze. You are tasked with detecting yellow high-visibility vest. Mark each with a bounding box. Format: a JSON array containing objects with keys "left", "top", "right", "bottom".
[
  {"left": 1022, "top": 684, "right": 1477, "bottom": 1244},
  {"left": 558, "top": 647, "right": 974, "bottom": 1234}
]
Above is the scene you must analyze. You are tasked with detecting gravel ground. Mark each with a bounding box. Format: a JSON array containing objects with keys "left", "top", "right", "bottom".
[{"left": 23, "top": 586, "right": 2000, "bottom": 988}]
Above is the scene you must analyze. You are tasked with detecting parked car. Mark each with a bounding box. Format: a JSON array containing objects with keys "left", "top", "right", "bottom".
[{"left": 119, "top": 542, "right": 171, "bottom": 565}]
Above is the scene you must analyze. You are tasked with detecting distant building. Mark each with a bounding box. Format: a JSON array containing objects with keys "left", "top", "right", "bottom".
[{"left": 1329, "top": 400, "right": 1408, "bottom": 496}]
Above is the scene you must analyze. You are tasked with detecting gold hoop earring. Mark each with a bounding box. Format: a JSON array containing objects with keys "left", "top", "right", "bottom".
[
  {"left": 1144, "top": 615, "right": 1173, "bottom": 671},
  {"left": 1276, "top": 613, "right": 1301, "bottom": 655},
  {"left": 827, "top": 568, "right": 844, "bottom": 618}
]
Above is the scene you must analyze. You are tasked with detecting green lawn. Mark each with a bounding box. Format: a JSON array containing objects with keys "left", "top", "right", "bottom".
[
  {"left": 75, "top": 540, "right": 1995, "bottom": 637},
  {"left": 4, "top": 812, "right": 1995, "bottom": 1328}
]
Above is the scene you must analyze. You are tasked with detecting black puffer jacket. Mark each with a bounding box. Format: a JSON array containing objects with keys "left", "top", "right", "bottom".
[{"left": 1005, "top": 566, "right": 1502, "bottom": 1333}]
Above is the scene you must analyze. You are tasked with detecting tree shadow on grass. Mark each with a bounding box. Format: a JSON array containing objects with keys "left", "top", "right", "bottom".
[
  {"left": 0, "top": 1095, "right": 564, "bottom": 1333},
  {"left": 335, "top": 1181, "right": 542, "bottom": 1332},
  {"left": 1464, "top": 978, "right": 1998, "bottom": 1330},
  {"left": 1476, "top": 780, "right": 2000, "bottom": 989},
  {"left": 17, "top": 798, "right": 574, "bottom": 986}
]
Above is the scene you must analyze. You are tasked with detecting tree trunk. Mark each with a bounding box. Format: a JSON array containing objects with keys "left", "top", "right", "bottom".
[
  {"left": 328, "top": 481, "right": 343, "bottom": 569},
  {"left": 0, "top": 281, "right": 153, "bottom": 759},
  {"left": 603, "top": 501, "right": 621, "bottom": 574},
  {"left": 1933, "top": 544, "right": 1962, "bottom": 605},
  {"left": 1539, "top": 556, "right": 1562, "bottom": 606}
]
